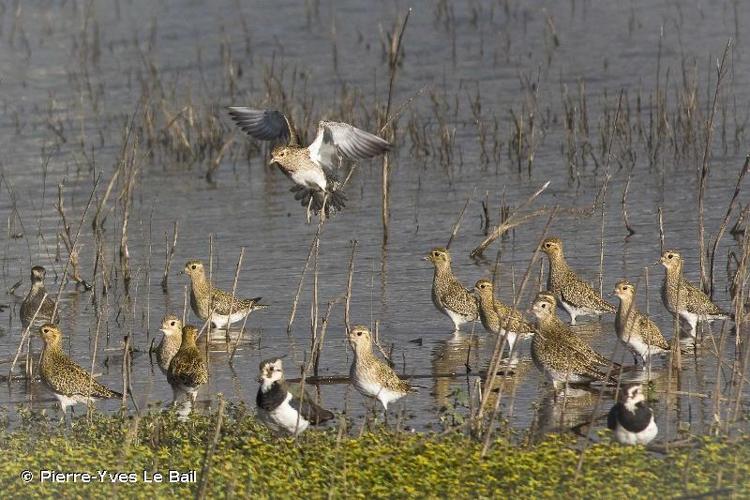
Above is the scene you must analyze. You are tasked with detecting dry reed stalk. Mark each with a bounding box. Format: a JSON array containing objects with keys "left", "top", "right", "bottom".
[
  {"left": 161, "top": 221, "right": 179, "bottom": 292},
  {"left": 698, "top": 40, "right": 732, "bottom": 292},
  {"left": 470, "top": 181, "right": 550, "bottom": 258},
  {"left": 478, "top": 209, "right": 558, "bottom": 456},
  {"left": 379, "top": 8, "right": 411, "bottom": 244},
  {"left": 195, "top": 396, "right": 226, "bottom": 500},
  {"left": 708, "top": 154, "right": 748, "bottom": 297},
  {"left": 446, "top": 190, "right": 474, "bottom": 249},
  {"left": 344, "top": 240, "right": 358, "bottom": 333}
]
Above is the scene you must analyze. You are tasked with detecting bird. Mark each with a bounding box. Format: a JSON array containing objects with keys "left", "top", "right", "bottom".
[
  {"left": 539, "top": 237, "right": 616, "bottom": 325},
  {"left": 424, "top": 247, "right": 479, "bottom": 332},
  {"left": 38, "top": 323, "right": 122, "bottom": 415},
  {"left": 530, "top": 291, "right": 620, "bottom": 391},
  {"left": 347, "top": 325, "right": 413, "bottom": 410},
  {"left": 256, "top": 357, "right": 334, "bottom": 436},
  {"left": 660, "top": 249, "right": 731, "bottom": 338},
  {"left": 155, "top": 314, "right": 183, "bottom": 376},
  {"left": 20, "top": 266, "right": 57, "bottom": 329},
  {"left": 612, "top": 280, "right": 669, "bottom": 365},
  {"left": 167, "top": 325, "right": 208, "bottom": 404},
  {"left": 228, "top": 107, "right": 391, "bottom": 217},
  {"left": 182, "top": 260, "right": 267, "bottom": 330},
  {"left": 473, "top": 279, "right": 535, "bottom": 354},
  {"left": 607, "top": 384, "right": 658, "bottom": 445}
]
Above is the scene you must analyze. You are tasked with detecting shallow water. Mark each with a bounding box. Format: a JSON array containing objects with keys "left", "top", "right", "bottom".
[{"left": 0, "top": 0, "right": 747, "bottom": 440}]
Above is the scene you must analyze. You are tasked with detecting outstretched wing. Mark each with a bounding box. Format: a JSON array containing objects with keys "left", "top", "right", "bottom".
[
  {"left": 308, "top": 120, "right": 391, "bottom": 169},
  {"left": 227, "top": 107, "right": 296, "bottom": 145}
]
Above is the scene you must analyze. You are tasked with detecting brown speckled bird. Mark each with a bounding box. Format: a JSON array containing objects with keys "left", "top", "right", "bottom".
[
  {"left": 183, "top": 260, "right": 267, "bottom": 330},
  {"left": 530, "top": 292, "right": 619, "bottom": 391},
  {"left": 474, "top": 279, "right": 534, "bottom": 353},
  {"left": 613, "top": 280, "right": 669, "bottom": 365},
  {"left": 660, "top": 250, "right": 730, "bottom": 338},
  {"left": 38, "top": 323, "right": 122, "bottom": 414},
  {"left": 348, "top": 325, "right": 413, "bottom": 410},
  {"left": 425, "top": 248, "right": 479, "bottom": 332},
  {"left": 155, "top": 315, "right": 183, "bottom": 376},
  {"left": 540, "top": 237, "right": 616, "bottom": 325},
  {"left": 228, "top": 107, "right": 391, "bottom": 217},
  {"left": 167, "top": 325, "right": 209, "bottom": 404},
  {"left": 20, "top": 266, "right": 57, "bottom": 328}
]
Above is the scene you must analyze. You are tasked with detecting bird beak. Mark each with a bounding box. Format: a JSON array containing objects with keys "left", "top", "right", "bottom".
[
  {"left": 268, "top": 158, "right": 277, "bottom": 166},
  {"left": 422, "top": 256, "right": 430, "bottom": 261}
]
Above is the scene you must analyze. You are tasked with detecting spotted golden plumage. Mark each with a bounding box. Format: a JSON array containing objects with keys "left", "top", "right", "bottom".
[
  {"left": 540, "top": 237, "right": 615, "bottom": 325},
  {"left": 424, "top": 247, "right": 479, "bottom": 331},
  {"left": 20, "top": 266, "right": 57, "bottom": 328},
  {"left": 613, "top": 280, "right": 669, "bottom": 365},
  {"left": 155, "top": 314, "right": 183, "bottom": 376},
  {"left": 660, "top": 249, "right": 730, "bottom": 338},
  {"left": 167, "top": 325, "right": 208, "bottom": 404},
  {"left": 183, "top": 260, "right": 267, "bottom": 329},
  {"left": 473, "top": 279, "right": 534, "bottom": 353},
  {"left": 530, "top": 292, "right": 619, "bottom": 390},
  {"left": 38, "top": 323, "right": 122, "bottom": 413},
  {"left": 347, "top": 325, "right": 412, "bottom": 410}
]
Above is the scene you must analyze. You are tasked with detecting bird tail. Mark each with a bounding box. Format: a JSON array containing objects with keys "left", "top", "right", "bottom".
[{"left": 291, "top": 186, "right": 347, "bottom": 217}]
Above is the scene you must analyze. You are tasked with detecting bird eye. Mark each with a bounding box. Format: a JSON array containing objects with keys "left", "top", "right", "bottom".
[
  {"left": 191, "top": 264, "right": 197, "bottom": 269},
  {"left": 541, "top": 303, "right": 547, "bottom": 308},
  {"left": 170, "top": 321, "right": 175, "bottom": 326},
  {"left": 357, "top": 331, "right": 362, "bottom": 336},
  {"left": 43, "top": 328, "right": 49, "bottom": 334}
]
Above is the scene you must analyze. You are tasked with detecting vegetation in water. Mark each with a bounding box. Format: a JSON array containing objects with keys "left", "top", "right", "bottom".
[{"left": 0, "top": 404, "right": 747, "bottom": 498}]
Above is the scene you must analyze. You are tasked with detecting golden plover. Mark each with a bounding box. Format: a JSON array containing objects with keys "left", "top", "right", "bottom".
[
  {"left": 530, "top": 291, "right": 619, "bottom": 390},
  {"left": 183, "top": 260, "right": 267, "bottom": 330},
  {"left": 347, "top": 325, "right": 412, "bottom": 410},
  {"left": 256, "top": 357, "right": 334, "bottom": 435},
  {"left": 228, "top": 107, "right": 391, "bottom": 216},
  {"left": 20, "top": 266, "right": 57, "bottom": 328},
  {"left": 540, "top": 237, "right": 616, "bottom": 325},
  {"left": 607, "top": 384, "right": 658, "bottom": 445},
  {"left": 155, "top": 314, "right": 183, "bottom": 376},
  {"left": 425, "top": 247, "right": 479, "bottom": 332},
  {"left": 660, "top": 249, "right": 731, "bottom": 338},
  {"left": 474, "top": 279, "right": 534, "bottom": 353},
  {"left": 38, "top": 323, "right": 122, "bottom": 414},
  {"left": 167, "top": 325, "right": 209, "bottom": 404},
  {"left": 613, "top": 280, "right": 669, "bottom": 365}
]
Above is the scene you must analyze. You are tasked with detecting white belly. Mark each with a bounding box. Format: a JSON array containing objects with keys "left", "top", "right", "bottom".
[
  {"left": 290, "top": 168, "right": 327, "bottom": 191},
  {"left": 258, "top": 394, "right": 309, "bottom": 435},
  {"left": 354, "top": 379, "right": 405, "bottom": 409},
  {"left": 614, "top": 418, "right": 658, "bottom": 445},
  {"left": 210, "top": 310, "right": 250, "bottom": 329}
]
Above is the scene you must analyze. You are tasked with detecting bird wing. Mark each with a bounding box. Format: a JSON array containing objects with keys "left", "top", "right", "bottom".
[
  {"left": 227, "top": 107, "right": 297, "bottom": 145},
  {"left": 53, "top": 356, "right": 121, "bottom": 399},
  {"left": 637, "top": 315, "right": 670, "bottom": 349},
  {"left": 494, "top": 301, "right": 535, "bottom": 333},
  {"left": 168, "top": 349, "right": 208, "bottom": 387},
  {"left": 308, "top": 120, "right": 391, "bottom": 169},
  {"left": 287, "top": 384, "right": 335, "bottom": 424},
  {"left": 683, "top": 280, "right": 728, "bottom": 316},
  {"left": 607, "top": 403, "right": 619, "bottom": 430},
  {"left": 373, "top": 359, "right": 413, "bottom": 393},
  {"left": 210, "top": 287, "right": 264, "bottom": 315},
  {"left": 561, "top": 275, "right": 616, "bottom": 313}
]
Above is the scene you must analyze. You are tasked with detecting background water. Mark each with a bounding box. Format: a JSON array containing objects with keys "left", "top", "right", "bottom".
[{"left": 0, "top": 0, "right": 748, "bottom": 439}]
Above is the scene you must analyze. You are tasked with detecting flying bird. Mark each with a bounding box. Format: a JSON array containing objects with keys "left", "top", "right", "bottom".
[{"left": 228, "top": 107, "right": 391, "bottom": 217}]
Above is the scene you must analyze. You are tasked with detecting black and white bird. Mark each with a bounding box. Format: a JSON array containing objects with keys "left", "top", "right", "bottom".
[
  {"left": 607, "top": 384, "right": 658, "bottom": 445},
  {"left": 255, "top": 357, "right": 334, "bottom": 436},
  {"left": 228, "top": 107, "right": 391, "bottom": 217}
]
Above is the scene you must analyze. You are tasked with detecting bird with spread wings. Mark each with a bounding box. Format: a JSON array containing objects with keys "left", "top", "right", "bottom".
[{"left": 228, "top": 107, "right": 391, "bottom": 218}]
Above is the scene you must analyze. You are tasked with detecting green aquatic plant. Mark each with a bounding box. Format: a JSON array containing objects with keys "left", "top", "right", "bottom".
[{"left": 0, "top": 405, "right": 748, "bottom": 498}]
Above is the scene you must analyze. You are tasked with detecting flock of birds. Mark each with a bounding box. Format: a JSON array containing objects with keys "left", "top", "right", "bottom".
[{"left": 17, "top": 108, "right": 735, "bottom": 447}]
